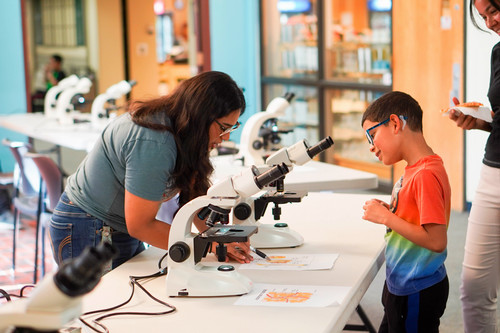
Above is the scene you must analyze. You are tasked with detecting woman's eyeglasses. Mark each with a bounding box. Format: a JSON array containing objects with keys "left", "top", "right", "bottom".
[{"left": 215, "top": 119, "right": 240, "bottom": 137}]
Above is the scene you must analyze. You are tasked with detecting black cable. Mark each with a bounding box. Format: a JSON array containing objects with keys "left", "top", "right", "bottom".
[
  {"left": 80, "top": 252, "right": 175, "bottom": 333},
  {"left": 19, "top": 285, "right": 36, "bottom": 297},
  {"left": 0, "top": 289, "right": 11, "bottom": 302},
  {"left": 0, "top": 285, "right": 35, "bottom": 302},
  {"left": 158, "top": 251, "right": 169, "bottom": 270}
]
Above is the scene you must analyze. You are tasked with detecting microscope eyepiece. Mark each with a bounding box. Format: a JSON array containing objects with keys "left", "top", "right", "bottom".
[
  {"left": 54, "top": 242, "right": 118, "bottom": 297},
  {"left": 306, "top": 136, "right": 334, "bottom": 158},
  {"left": 283, "top": 92, "right": 295, "bottom": 102},
  {"left": 254, "top": 163, "right": 289, "bottom": 188}
]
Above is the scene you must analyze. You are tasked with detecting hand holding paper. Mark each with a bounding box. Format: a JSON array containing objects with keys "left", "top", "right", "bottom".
[{"left": 441, "top": 103, "right": 493, "bottom": 123}]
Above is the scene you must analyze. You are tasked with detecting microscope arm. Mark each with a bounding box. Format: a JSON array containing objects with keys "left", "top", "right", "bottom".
[
  {"left": 91, "top": 80, "right": 136, "bottom": 124},
  {"left": 55, "top": 77, "right": 93, "bottom": 123},
  {"left": 44, "top": 74, "right": 80, "bottom": 118},
  {"left": 239, "top": 93, "right": 295, "bottom": 166}
]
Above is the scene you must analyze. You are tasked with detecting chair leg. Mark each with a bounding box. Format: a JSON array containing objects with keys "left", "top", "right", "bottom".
[
  {"left": 34, "top": 213, "right": 40, "bottom": 284},
  {"left": 12, "top": 207, "right": 19, "bottom": 271},
  {"left": 34, "top": 182, "right": 44, "bottom": 284},
  {"left": 41, "top": 222, "right": 46, "bottom": 277}
]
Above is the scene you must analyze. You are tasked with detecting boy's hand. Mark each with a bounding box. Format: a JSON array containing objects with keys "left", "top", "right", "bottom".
[{"left": 362, "top": 199, "right": 390, "bottom": 225}]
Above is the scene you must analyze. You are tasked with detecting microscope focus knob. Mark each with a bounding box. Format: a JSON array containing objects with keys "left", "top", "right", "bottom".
[
  {"left": 252, "top": 140, "right": 263, "bottom": 150},
  {"left": 234, "top": 203, "right": 252, "bottom": 220},
  {"left": 169, "top": 241, "right": 190, "bottom": 262}
]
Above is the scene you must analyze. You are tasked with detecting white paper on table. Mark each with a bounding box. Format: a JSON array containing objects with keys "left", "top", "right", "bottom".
[
  {"left": 240, "top": 253, "right": 339, "bottom": 271},
  {"left": 441, "top": 106, "right": 493, "bottom": 123},
  {"left": 234, "top": 283, "right": 350, "bottom": 307}
]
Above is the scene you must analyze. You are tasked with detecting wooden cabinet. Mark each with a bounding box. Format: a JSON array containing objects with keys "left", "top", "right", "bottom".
[{"left": 392, "top": 0, "right": 464, "bottom": 210}]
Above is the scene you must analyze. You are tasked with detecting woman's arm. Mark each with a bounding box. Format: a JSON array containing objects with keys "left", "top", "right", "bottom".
[{"left": 124, "top": 190, "right": 172, "bottom": 250}]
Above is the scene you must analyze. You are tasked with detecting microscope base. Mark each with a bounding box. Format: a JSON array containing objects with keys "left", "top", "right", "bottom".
[
  {"left": 166, "top": 263, "right": 252, "bottom": 297},
  {"left": 250, "top": 223, "right": 304, "bottom": 248}
]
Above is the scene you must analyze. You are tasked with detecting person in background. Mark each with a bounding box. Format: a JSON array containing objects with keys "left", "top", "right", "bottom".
[
  {"left": 447, "top": 1, "right": 500, "bottom": 332},
  {"left": 44, "top": 54, "right": 66, "bottom": 90},
  {"left": 361, "top": 91, "right": 451, "bottom": 333},
  {"left": 48, "top": 71, "right": 253, "bottom": 269},
  {"left": 31, "top": 54, "right": 66, "bottom": 112}
]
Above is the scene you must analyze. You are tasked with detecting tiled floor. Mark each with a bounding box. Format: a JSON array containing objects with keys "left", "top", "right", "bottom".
[{"left": 0, "top": 213, "right": 56, "bottom": 294}]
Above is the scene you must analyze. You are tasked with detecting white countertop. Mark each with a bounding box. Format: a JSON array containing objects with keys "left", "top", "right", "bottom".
[
  {"left": 0, "top": 113, "right": 101, "bottom": 152},
  {"left": 79, "top": 192, "right": 389, "bottom": 333},
  {"left": 1, "top": 113, "right": 378, "bottom": 192}
]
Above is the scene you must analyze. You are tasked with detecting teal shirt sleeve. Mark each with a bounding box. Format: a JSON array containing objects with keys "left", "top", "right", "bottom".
[{"left": 123, "top": 137, "right": 177, "bottom": 201}]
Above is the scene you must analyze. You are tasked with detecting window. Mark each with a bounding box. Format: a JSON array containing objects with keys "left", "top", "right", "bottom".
[{"left": 34, "top": 0, "right": 85, "bottom": 47}]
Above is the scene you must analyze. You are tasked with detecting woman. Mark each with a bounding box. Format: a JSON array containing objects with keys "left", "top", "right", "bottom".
[
  {"left": 448, "top": 1, "right": 500, "bottom": 332},
  {"left": 49, "top": 71, "right": 253, "bottom": 268}
]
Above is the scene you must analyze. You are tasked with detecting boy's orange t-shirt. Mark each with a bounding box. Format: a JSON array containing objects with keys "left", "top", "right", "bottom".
[{"left": 385, "top": 154, "right": 451, "bottom": 296}]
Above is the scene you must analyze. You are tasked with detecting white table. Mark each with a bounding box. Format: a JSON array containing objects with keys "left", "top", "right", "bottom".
[
  {"left": 212, "top": 155, "right": 378, "bottom": 192},
  {"left": 0, "top": 113, "right": 378, "bottom": 192},
  {"left": 0, "top": 113, "right": 101, "bottom": 152},
  {"left": 79, "top": 192, "right": 389, "bottom": 333}
]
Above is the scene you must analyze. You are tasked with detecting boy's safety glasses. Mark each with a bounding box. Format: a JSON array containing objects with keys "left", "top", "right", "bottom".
[{"left": 365, "top": 115, "right": 407, "bottom": 146}]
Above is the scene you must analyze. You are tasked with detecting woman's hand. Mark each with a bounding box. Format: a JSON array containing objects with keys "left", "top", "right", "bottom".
[
  {"left": 224, "top": 241, "right": 253, "bottom": 263},
  {"left": 448, "top": 97, "right": 491, "bottom": 131}
]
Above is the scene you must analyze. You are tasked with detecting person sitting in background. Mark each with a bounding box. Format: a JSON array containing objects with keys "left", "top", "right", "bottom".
[
  {"left": 31, "top": 54, "right": 66, "bottom": 112},
  {"left": 44, "top": 54, "right": 66, "bottom": 90},
  {"left": 361, "top": 91, "right": 451, "bottom": 333}
]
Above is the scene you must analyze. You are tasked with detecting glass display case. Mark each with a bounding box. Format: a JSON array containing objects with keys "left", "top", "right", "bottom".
[
  {"left": 261, "top": 0, "right": 318, "bottom": 79},
  {"left": 262, "top": 84, "right": 319, "bottom": 148},
  {"left": 260, "top": 0, "right": 393, "bottom": 184},
  {"left": 323, "top": 0, "right": 392, "bottom": 85},
  {"left": 324, "top": 88, "right": 392, "bottom": 181}
]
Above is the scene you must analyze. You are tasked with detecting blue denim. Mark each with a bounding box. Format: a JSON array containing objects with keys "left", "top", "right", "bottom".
[{"left": 48, "top": 192, "right": 145, "bottom": 269}]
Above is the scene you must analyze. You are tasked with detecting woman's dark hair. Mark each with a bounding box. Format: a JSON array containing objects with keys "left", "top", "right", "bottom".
[
  {"left": 129, "top": 71, "right": 245, "bottom": 206},
  {"left": 470, "top": 0, "right": 500, "bottom": 31}
]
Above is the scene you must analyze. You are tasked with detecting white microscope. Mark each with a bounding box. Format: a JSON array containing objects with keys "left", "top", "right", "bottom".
[
  {"left": 54, "top": 76, "right": 93, "bottom": 125},
  {"left": 239, "top": 92, "right": 295, "bottom": 166},
  {"left": 233, "top": 136, "right": 334, "bottom": 249},
  {"left": 0, "top": 242, "right": 117, "bottom": 333},
  {"left": 43, "top": 74, "right": 80, "bottom": 119},
  {"left": 166, "top": 163, "right": 290, "bottom": 297},
  {"left": 90, "top": 80, "right": 137, "bottom": 130}
]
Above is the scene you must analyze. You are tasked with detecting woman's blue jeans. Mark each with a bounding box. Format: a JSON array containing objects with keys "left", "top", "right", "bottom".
[{"left": 48, "top": 192, "right": 145, "bottom": 269}]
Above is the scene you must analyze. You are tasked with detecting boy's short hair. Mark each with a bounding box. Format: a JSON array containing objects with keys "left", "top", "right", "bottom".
[{"left": 362, "top": 91, "right": 423, "bottom": 132}]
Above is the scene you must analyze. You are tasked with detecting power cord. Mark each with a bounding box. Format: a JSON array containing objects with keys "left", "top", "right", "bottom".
[
  {"left": 0, "top": 285, "right": 35, "bottom": 303},
  {"left": 79, "top": 251, "right": 175, "bottom": 333}
]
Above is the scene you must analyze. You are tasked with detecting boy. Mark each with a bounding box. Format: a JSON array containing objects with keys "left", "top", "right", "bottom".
[{"left": 361, "top": 91, "right": 451, "bottom": 333}]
